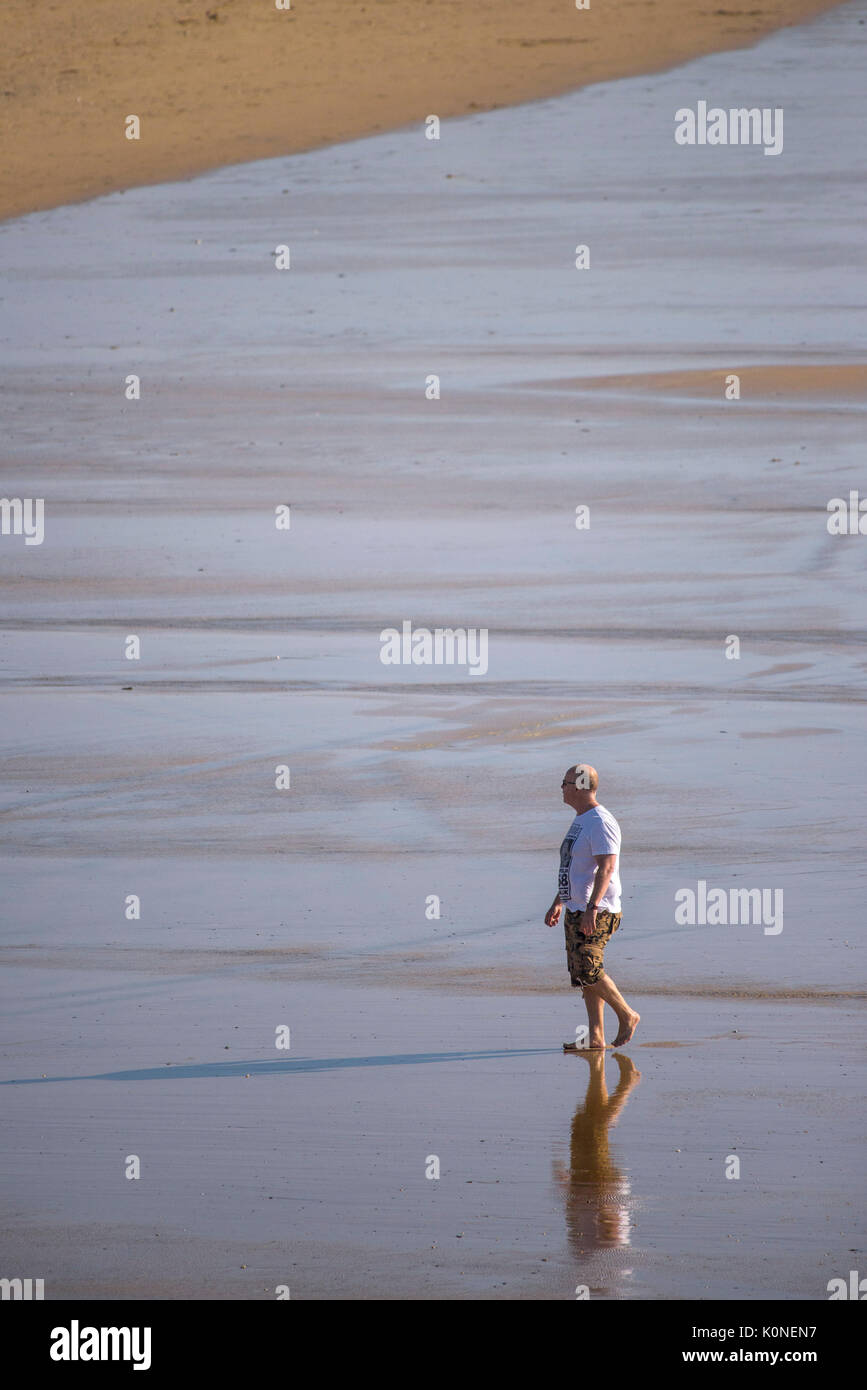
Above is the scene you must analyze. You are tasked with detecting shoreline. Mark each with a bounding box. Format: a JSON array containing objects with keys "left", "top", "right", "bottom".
[
  {"left": 1, "top": 0, "right": 864, "bottom": 1301},
  {"left": 0, "top": 0, "right": 848, "bottom": 224}
]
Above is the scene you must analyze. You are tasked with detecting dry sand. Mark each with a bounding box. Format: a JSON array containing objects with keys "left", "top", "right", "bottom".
[
  {"left": 539, "top": 364, "right": 867, "bottom": 401},
  {"left": 1, "top": 0, "right": 865, "bottom": 1302},
  {"left": 0, "top": 0, "right": 847, "bottom": 222}
]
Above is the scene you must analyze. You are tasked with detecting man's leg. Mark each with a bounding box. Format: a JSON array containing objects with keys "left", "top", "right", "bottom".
[
  {"left": 593, "top": 971, "right": 640, "bottom": 1046},
  {"left": 582, "top": 983, "right": 606, "bottom": 1049}
]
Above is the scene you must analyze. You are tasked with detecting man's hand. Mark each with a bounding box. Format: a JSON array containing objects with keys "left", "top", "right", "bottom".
[
  {"left": 545, "top": 897, "right": 563, "bottom": 927},
  {"left": 580, "top": 905, "right": 598, "bottom": 937}
]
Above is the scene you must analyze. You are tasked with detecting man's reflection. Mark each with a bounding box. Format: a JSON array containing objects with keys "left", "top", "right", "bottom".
[{"left": 552, "top": 1051, "right": 641, "bottom": 1252}]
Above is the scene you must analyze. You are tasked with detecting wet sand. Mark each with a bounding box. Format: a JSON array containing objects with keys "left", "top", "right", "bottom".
[
  {"left": 0, "top": 0, "right": 846, "bottom": 223},
  {"left": 3, "top": 988, "right": 862, "bottom": 1299},
  {"left": 1, "top": 1, "right": 866, "bottom": 1299}
]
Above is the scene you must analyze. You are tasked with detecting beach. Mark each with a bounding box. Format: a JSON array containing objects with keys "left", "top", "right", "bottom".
[
  {"left": 0, "top": 0, "right": 846, "bottom": 223},
  {"left": 1, "top": 0, "right": 866, "bottom": 1300}
]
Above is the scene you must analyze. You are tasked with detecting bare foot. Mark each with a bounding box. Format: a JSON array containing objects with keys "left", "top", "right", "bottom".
[
  {"left": 613, "top": 1010, "right": 640, "bottom": 1046},
  {"left": 563, "top": 1036, "right": 609, "bottom": 1051}
]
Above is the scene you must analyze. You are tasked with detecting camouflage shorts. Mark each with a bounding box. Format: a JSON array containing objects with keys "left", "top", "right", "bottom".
[{"left": 564, "top": 906, "right": 622, "bottom": 988}]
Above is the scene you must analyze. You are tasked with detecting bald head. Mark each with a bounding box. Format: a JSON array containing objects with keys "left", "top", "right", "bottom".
[
  {"left": 564, "top": 763, "right": 598, "bottom": 792},
  {"left": 561, "top": 762, "right": 599, "bottom": 812}
]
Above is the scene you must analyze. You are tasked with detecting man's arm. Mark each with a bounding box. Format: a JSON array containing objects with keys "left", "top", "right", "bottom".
[
  {"left": 579, "top": 854, "right": 617, "bottom": 935},
  {"left": 545, "top": 893, "right": 562, "bottom": 927}
]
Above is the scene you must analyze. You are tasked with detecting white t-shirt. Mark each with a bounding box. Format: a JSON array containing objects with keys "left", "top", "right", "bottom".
[{"left": 558, "top": 805, "right": 622, "bottom": 913}]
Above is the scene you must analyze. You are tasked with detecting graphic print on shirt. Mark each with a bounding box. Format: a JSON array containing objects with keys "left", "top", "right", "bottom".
[{"left": 559, "top": 825, "right": 582, "bottom": 902}]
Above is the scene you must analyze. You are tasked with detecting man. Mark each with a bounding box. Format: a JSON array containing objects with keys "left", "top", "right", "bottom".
[{"left": 544, "top": 764, "right": 640, "bottom": 1050}]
